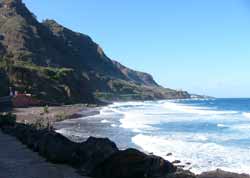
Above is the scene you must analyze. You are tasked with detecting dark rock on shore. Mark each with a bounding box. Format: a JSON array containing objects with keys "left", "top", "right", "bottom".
[
  {"left": 0, "top": 117, "right": 119, "bottom": 176},
  {"left": 166, "top": 153, "right": 173, "bottom": 156},
  {"left": 0, "top": 112, "right": 16, "bottom": 126},
  {"left": 92, "top": 148, "right": 176, "bottom": 178},
  {"left": 76, "top": 136, "right": 119, "bottom": 174},
  {"left": 167, "top": 169, "right": 196, "bottom": 178},
  {"left": 37, "top": 131, "right": 79, "bottom": 164},
  {"left": 172, "top": 160, "right": 181, "bottom": 164},
  {"left": 1, "top": 123, "right": 79, "bottom": 164},
  {"left": 198, "top": 169, "right": 250, "bottom": 178}
]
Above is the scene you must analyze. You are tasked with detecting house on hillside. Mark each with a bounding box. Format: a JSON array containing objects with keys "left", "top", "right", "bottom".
[{"left": 0, "top": 72, "right": 41, "bottom": 109}]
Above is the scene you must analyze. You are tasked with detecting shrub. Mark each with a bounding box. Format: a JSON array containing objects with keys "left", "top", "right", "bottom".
[{"left": 43, "top": 105, "right": 49, "bottom": 114}]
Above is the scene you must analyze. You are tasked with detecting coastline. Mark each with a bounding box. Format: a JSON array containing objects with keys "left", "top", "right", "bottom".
[
  {"left": 0, "top": 104, "right": 250, "bottom": 178},
  {"left": 13, "top": 104, "right": 100, "bottom": 126}
]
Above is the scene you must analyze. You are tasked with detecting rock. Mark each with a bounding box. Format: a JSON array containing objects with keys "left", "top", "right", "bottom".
[
  {"left": 92, "top": 148, "right": 176, "bottom": 178},
  {"left": 76, "top": 136, "right": 119, "bottom": 174},
  {"left": 2, "top": 121, "right": 250, "bottom": 178},
  {"left": 37, "top": 131, "right": 79, "bottom": 164},
  {"left": 198, "top": 169, "right": 250, "bottom": 178},
  {"left": 22, "top": 127, "right": 48, "bottom": 151},
  {"left": 167, "top": 169, "right": 196, "bottom": 178},
  {"left": 172, "top": 160, "right": 181, "bottom": 164},
  {"left": 177, "top": 165, "right": 185, "bottom": 168},
  {"left": 0, "top": 113, "right": 16, "bottom": 127},
  {"left": 166, "top": 153, "right": 173, "bottom": 156},
  {"left": 68, "top": 113, "right": 83, "bottom": 119}
]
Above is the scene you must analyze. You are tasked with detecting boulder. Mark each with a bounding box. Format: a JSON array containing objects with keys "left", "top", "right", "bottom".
[
  {"left": 166, "top": 153, "right": 173, "bottom": 156},
  {"left": 92, "top": 148, "right": 176, "bottom": 178},
  {"left": 76, "top": 136, "right": 119, "bottom": 174},
  {"left": 37, "top": 131, "right": 79, "bottom": 165},
  {"left": 0, "top": 113, "right": 16, "bottom": 127},
  {"left": 167, "top": 169, "right": 196, "bottom": 178},
  {"left": 198, "top": 169, "right": 250, "bottom": 178},
  {"left": 172, "top": 160, "right": 181, "bottom": 164}
]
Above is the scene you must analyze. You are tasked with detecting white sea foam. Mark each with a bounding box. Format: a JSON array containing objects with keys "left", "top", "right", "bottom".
[
  {"left": 101, "top": 119, "right": 111, "bottom": 123},
  {"left": 111, "top": 101, "right": 151, "bottom": 108},
  {"left": 217, "top": 124, "right": 228, "bottom": 128},
  {"left": 243, "top": 112, "right": 250, "bottom": 118},
  {"left": 56, "top": 128, "right": 84, "bottom": 138},
  {"left": 163, "top": 101, "right": 238, "bottom": 115},
  {"left": 96, "top": 100, "right": 250, "bottom": 174},
  {"left": 114, "top": 100, "right": 241, "bottom": 133},
  {"left": 100, "top": 107, "right": 124, "bottom": 115},
  {"left": 132, "top": 134, "right": 250, "bottom": 174},
  {"left": 230, "top": 124, "right": 250, "bottom": 131},
  {"left": 217, "top": 123, "right": 250, "bottom": 131},
  {"left": 119, "top": 111, "right": 159, "bottom": 131},
  {"left": 56, "top": 99, "right": 250, "bottom": 174}
]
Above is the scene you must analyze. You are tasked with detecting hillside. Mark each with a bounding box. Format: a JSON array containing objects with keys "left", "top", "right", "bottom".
[{"left": 0, "top": 0, "right": 190, "bottom": 104}]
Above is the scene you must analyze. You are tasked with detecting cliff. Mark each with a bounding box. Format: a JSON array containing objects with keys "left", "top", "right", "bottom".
[{"left": 0, "top": 0, "right": 190, "bottom": 104}]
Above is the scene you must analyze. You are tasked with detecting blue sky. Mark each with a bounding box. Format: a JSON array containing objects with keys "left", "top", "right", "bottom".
[{"left": 23, "top": 0, "right": 250, "bottom": 98}]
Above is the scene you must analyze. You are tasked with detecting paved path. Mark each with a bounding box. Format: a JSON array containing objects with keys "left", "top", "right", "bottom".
[{"left": 0, "top": 131, "right": 90, "bottom": 178}]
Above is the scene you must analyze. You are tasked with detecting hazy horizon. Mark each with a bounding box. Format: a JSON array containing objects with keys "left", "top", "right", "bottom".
[{"left": 23, "top": 0, "right": 250, "bottom": 98}]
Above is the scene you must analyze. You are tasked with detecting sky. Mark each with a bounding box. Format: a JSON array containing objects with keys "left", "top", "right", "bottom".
[{"left": 23, "top": 0, "right": 250, "bottom": 98}]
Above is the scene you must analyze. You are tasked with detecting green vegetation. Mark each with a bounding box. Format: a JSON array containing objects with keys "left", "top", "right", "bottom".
[
  {"left": 0, "top": 59, "right": 92, "bottom": 104},
  {"left": 12, "top": 61, "right": 74, "bottom": 80},
  {"left": 95, "top": 92, "right": 144, "bottom": 101},
  {"left": 43, "top": 105, "right": 49, "bottom": 114}
]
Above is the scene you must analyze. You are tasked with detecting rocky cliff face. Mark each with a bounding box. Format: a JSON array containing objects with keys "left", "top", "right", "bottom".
[
  {"left": 112, "top": 60, "right": 159, "bottom": 87},
  {"left": 0, "top": 0, "right": 190, "bottom": 104}
]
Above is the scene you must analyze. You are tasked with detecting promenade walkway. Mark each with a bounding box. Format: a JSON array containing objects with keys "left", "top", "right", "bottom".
[{"left": 0, "top": 131, "right": 89, "bottom": 178}]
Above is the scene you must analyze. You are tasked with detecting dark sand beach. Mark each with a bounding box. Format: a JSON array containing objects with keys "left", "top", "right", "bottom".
[{"left": 13, "top": 104, "right": 100, "bottom": 125}]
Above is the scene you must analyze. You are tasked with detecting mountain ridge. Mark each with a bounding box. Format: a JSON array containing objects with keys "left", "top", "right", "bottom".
[{"left": 0, "top": 0, "right": 190, "bottom": 103}]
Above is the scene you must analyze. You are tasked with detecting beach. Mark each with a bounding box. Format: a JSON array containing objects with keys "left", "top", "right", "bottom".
[
  {"left": 55, "top": 99, "right": 250, "bottom": 175},
  {"left": 13, "top": 104, "right": 100, "bottom": 125},
  {"left": 1, "top": 99, "right": 250, "bottom": 178}
]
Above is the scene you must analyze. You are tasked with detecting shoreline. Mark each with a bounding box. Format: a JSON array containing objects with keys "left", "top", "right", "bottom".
[
  {"left": 55, "top": 103, "right": 250, "bottom": 176},
  {"left": 13, "top": 104, "right": 100, "bottom": 126},
  {"left": 1, "top": 104, "right": 250, "bottom": 178}
]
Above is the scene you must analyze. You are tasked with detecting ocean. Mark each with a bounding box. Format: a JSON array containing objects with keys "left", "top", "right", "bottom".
[{"left": 55, "top": 98, "right": 250, "bottom": 174}]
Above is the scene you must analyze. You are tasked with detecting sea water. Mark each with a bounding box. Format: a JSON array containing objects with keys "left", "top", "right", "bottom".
[{"left": 55, "top": 98, "right": 250, "bottom": 174}]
